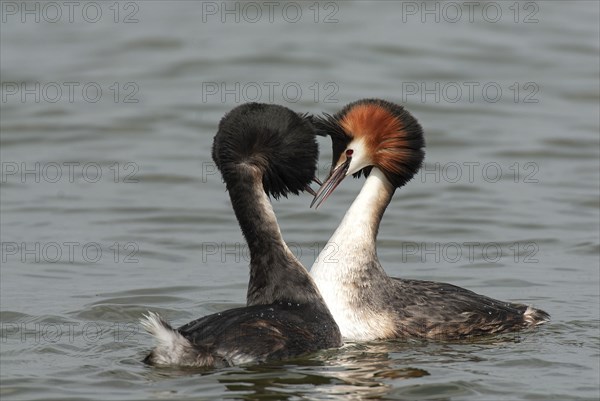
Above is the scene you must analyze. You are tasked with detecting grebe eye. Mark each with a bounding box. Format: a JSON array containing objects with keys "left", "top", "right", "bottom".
[{"left": 346, "top": 149, "right": 353, "bottom": 157}]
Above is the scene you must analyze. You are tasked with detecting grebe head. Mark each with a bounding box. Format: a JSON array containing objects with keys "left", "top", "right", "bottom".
[
  {"left": 311, "top": 99, "right": 425, "bottom": 208},
  {"left": 212, "top": 103, "right": 319, "bottom": 199}
]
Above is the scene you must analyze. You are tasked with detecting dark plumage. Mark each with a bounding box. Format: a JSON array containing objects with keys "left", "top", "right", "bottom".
[
  {"left": 213, "top": 103, "right": 318, "bottom": 199},
  {"left": 142, "top": 103, "right": 341, "bottom": 368},
  {"left": 142, "top": 302, "right": 339, "bottom": 368},
  {"left": 388, "top": 278, "right": 549, "bottom": 339}
]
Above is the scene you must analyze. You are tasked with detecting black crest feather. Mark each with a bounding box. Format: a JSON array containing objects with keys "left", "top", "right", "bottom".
[{"left": 212, "top": 103, "right": 318, "bottom": 199}]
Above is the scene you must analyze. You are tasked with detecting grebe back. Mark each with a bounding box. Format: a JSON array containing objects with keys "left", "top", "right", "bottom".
[{"left": 142, "top": 103, "right": 341, "bottom": 367}]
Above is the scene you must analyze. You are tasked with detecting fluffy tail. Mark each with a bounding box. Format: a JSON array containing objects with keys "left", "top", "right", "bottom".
[
  {"left": 141, "top": 311, "right": 197, "bottom": 366},
  {"left": 523, "top": 306, "right": 550, "bottom": 326}
]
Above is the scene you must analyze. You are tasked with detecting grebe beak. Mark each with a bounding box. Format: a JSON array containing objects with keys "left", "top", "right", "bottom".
[
  {"left": 310, "top": 153, "right": 352, "bottom": 209},
  {"left": 304, "top": 185, "right": 317, "bottom": 197},
  {"left": 303, "top": 176, "right": 323, "bottom": 197}
]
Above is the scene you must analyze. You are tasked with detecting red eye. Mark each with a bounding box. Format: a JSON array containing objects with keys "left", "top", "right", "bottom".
[{"left": 346, "top": 149, "right": 353, "bottom": 157}]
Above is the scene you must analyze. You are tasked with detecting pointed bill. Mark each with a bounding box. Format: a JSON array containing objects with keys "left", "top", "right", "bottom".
[
  {"left": 310, "top": 157, "right": 352, "bottom": 209},
  {"left": 304, "top": 185, "right": 317, "bottom": 197}
]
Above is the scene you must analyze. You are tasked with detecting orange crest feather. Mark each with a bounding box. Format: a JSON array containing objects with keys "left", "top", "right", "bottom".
[{"left": 339, "top": 103, "right": 411, "bottom": 176}]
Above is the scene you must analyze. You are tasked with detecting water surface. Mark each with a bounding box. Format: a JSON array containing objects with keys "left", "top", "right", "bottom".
[{"left": 1, "top": 1, "right": 599, "bottom": 400}]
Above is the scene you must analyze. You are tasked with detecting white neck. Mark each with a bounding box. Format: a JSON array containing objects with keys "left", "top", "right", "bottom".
[
  {"left": 312, "top": 168, "right": 394, "bottom": 274},
  {"left": 310, "top": 168, "right": 397, "bottom": 340}
]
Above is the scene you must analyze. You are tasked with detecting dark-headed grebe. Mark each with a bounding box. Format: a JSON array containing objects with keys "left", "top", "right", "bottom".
[
  {"left": 310, "top": 98, "right": 549, "bottom": 341},
  {"left": 142, "top": 103, "right": 341, "bottom": 367}
]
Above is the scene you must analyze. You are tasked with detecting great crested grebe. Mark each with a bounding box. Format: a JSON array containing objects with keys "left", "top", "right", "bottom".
[
  {"left": 310, "top": 98, "right": 549, "bottom": 341},
  {"left": 142, "top": 103, "right": 341, "bottom": 367}
]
